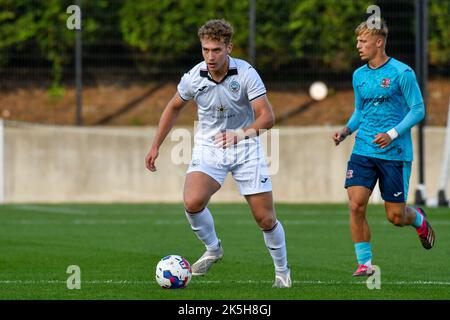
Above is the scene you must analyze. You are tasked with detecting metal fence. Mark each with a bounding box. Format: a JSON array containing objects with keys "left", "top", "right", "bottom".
[{"left": 0, "top": 0, "right": 448, "bottom": 89}]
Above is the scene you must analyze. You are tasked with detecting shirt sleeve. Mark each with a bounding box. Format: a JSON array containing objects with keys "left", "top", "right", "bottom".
[
  {"left": 394, "top": 69, "right": 425, "bottom": 136},
  {"left": 244, "top": 66, "right": 267, "bottom": 101},
  {"left": 346, "top": 74, "right": 363, "bottom": 133},
  {"left": 177, "top": 72, "right": 194, "bottom": 101}
]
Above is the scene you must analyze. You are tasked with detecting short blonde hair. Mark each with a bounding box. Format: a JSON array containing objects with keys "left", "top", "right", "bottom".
[
  {"left": 355, "top": 19, "right": 388, "bottom": 38},
  {"left": 198, "top": 19, "right": 234, "bottom": 45}
]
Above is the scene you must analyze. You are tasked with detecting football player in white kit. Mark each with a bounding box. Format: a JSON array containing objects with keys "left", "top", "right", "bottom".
[{"left": 145, "top": 19, "right": 291, "bottom": 288}]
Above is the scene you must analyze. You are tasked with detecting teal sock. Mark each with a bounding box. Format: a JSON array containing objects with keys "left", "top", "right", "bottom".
[
  {"left": 354, "top": 242, "right": 372, "bottom": 265},
  {"left": 412, "top": 209, "right": 424, "bottom": 228}
]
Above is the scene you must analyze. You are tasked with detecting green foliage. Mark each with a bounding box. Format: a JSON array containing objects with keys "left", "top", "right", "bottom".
[
  {"left": 288, "top": 0, "right": 372, "bottom": 71},
  {"left": 47, "top": 84, "right": 65, "bottom": 99},
  {"left": 119, "top": 0, "right": 200, "bottom": 74},
  {"left": 119, "top": 0, "right": 249, "bottom": 73},
  {"left": 0, "top": 0, "right": 37, "bottom": 66},
  {"left": 429, "top": 0, "right": 450, "bottom": 69},
  {"left": 254, "top": 0, "right": 296, "bottom": 70},
  {"left": 0, "top": 0, "right": 448, "bottom": 80},
  {"left": 0, "top": 0, "right": 102, "bottom": 86}
]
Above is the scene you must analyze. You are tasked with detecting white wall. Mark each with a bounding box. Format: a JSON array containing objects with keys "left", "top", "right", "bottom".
[{"left": 3, "top": 122, "right": 448, "bottom": 204}]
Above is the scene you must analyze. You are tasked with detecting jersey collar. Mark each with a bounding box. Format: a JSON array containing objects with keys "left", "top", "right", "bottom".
[
  {"left": 367, "top": 57, "right": 392, "bottom": 70},
  {"left": 199, "top": 56, "right": 238, "bottom": 84}
]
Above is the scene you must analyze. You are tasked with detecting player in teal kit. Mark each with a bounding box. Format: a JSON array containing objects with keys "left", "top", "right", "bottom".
[{"left": 332, "top": 19, "right": 435, "bottom": 276}]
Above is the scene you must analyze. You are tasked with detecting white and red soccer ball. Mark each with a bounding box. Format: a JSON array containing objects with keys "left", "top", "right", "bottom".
[{"left": 155, "top": 255, "right": 192, "bottom": 289}]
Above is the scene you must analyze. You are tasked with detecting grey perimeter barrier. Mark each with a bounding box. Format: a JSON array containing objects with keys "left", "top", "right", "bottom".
[{"left": 1, "top": 121, "right": 447, "bottom": 205}]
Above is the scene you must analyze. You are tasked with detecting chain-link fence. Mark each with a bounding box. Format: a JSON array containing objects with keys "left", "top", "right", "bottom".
[{"left": 0, "top": 0, "right": 448, "bottom": 90}]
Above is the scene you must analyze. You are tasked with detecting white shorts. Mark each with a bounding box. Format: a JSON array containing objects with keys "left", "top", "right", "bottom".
[{"left": 186, "top": 143, "right": 272, "bottom": 195}]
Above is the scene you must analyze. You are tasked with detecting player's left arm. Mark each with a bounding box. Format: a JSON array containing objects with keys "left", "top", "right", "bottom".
[
  {"left": 373, "top": 69, "right": 425, "bottom": 148},
  {"left": 245, "top": 94, "right": 275, "bottom": 134},
  {"left": 214, "top": 95, "right": 274, "bottom": 148}
]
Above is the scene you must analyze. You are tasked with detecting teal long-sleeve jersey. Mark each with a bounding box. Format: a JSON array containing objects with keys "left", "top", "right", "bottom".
[{"left": 346, "top": 57, "right": 425, "bottom": 161}]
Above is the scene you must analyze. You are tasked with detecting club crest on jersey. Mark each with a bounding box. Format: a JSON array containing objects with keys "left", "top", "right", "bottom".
[
  {"left": 380, "top": 78, "right": 390, "bottom": 88},
  {"left": 229, "top": 81, "right": 240, "bottom": 92}
]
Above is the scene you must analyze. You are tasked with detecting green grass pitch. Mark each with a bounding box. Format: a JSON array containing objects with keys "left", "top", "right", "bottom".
[{"left": 0, "top": 203, "right": 449, "bottom": 300}]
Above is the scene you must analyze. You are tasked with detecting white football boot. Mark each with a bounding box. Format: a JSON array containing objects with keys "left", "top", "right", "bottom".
[
  {"left": 191, "top": 241, "right": 224, "bottom": 276},
  {"left": 272, "top": 267, "right": 292, "bottom": 288}
]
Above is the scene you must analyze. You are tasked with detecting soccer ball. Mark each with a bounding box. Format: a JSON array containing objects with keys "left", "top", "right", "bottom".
[{"left": 155, "top": 255, "right": 192, "bottom": 289}]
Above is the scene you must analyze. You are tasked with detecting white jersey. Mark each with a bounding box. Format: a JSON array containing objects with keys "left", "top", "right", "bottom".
[{"left": 177, "top": 57, "right": 266, "bottom": 147}]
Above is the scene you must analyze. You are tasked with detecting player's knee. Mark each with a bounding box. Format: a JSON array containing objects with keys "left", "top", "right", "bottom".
[
  {"left": 258, "top": 214, "right": 277, "bottom": 230},
  {"left": 387, "top": 213, "right": 405, "bottom": 227},
  {"left": 184, "top": 196, "right": 208, "bottom": 213},
  {"left": 349, "top": 201, "right": 366, "bottom": 216}
]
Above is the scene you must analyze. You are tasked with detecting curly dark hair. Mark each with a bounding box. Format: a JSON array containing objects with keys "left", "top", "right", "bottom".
[{"left": 198, "top": 19, "right": 234, "bottom": 44}]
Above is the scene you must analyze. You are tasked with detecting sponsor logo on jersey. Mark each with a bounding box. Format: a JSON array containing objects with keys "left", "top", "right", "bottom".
[
  {"left": 216, "top": 105, "right": 227, "bottom": 113},
  {"left": 212, "top": 105, "right": 236, "bottom": 119},
  {"left": 363, "top": 96, "right": 390, "bottom": 105}
]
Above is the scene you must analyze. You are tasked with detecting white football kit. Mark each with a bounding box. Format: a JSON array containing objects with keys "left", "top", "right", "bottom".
[{"left": 178, "top": 57, "right": 272, "bottom": 195}]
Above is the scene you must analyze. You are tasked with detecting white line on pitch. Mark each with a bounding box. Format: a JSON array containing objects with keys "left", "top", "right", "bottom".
[
  {"left": 1, "top": 219, "right": 141, "bottom": 225},
  {"left": 1, "top": 279, "right": 449, "bottom": 286},
  {"left": 153, "top": 219, "right": 450, "bottom": 226},
  {"left": 6, "top": 207, "right": 348, "bottom": 216},
  {"left": 3, "top": 219, "right": 450, "bottom": 226},
  {"left": 11, "top": 205, "right": 89, "bottom": 215}
]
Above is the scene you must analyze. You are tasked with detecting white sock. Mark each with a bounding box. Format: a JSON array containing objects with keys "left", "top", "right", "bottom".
[
  {"left": 263, "top": 221, "right": 288, "bottom": 273},
  {"left": 363, "top": 260, "right": 372, "bottom": 267},
  {"left": 185, "top": 207, "right": 219, "bottom": 251}
]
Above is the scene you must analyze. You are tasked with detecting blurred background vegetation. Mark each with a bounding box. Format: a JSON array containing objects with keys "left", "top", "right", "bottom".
[{"left": 0, "top": 0, "right": 448, "bottom": 89}]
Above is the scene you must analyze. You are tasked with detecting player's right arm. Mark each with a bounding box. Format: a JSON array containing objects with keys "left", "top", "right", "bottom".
[
  {"left": 145, "top": 92, "right": 188, "bottom": 172},
  {"left": 333, "top": 125, "right": 352, "bottom": 146}
]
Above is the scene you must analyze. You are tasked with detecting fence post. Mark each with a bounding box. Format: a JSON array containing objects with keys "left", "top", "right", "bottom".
[
  {"left": 414, "top": 0, "right": 428, "bottom": 205},
  {"left": 75, "top": 0, "right": 83, "bottom": 126},
  {"left": 0, "top": 119, "right": 4, "bottom": 203},
  {"left": 248, "top": 0, "right": 256, "bottom": 67}
]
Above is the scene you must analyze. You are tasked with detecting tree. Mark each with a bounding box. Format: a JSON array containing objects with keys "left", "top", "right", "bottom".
[
  {"left": 119, "top": 0, "right": 249, "bottom": 74},
  {"left": 0, "top": 0, "right": 102, "bottom": 89},
  {"left": 429, "top": 0, "right": 450, "bottom": 71},
  {"left": 288, "top": 0, "right": 372, "bottom": 71}
]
